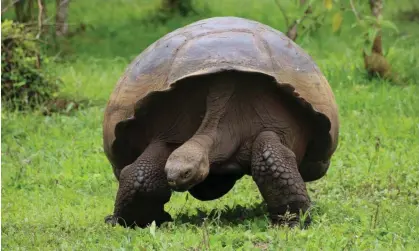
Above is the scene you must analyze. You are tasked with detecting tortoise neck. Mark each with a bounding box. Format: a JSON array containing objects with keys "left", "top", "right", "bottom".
[{"left": 189, "top": 75, "right": 239, "bottom": 163}]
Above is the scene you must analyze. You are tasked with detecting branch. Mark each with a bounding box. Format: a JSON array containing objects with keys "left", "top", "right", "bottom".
[
  {"left": 1, "top": 0, "right": 20, "bottom": 14},
  {"left": 36, "top": 0, "right": 46, "bottom": 39},
  {"left": 349, "top": 0, "right": 361, "bottom": 21},
  {"left": 284, "top": 1, "right": 312, "bottom": 41},
  {"left": 274, "top": 0, "right": 290, "bottom": 28}
]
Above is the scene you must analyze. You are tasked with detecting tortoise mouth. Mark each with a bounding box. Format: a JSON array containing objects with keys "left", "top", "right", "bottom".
[
  {"left": 166, "top": 167, "right": 208, "bottom": 192},
  {"left": 165, "top": 143, "right": 210, "bottom": 192},
  {"left": 170, "top": 183, "right": 193, "bottom": 192}
]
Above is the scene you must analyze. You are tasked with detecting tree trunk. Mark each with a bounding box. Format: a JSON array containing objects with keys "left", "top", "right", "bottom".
[
  {"left": 55, "top": 0, "right": 70, "bottom": 36},
  {"left": 363, "top": 0, "right": 393, "bottom": 80},
  {"left": 369, "top": 0, "right": 383, "bottom": 55},
  {"left": 14, "top": 0, "right": 34, "bottom": 23}
]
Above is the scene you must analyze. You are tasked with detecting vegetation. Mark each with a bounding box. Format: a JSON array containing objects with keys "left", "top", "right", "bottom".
[
  {"left": 1, "top": 0, "right": 418, "bottom": 249},
  {"left": 1, "top": 0, "right": 85, "bottom": 114},
  {"left": 1, "top": 20, "right": 59, "bottom": 109}
]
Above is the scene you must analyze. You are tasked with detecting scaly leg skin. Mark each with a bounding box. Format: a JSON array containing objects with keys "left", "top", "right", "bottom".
[
  {"left": 251, "top": 131, "right": 311, "bottom": 228},
  {"left": 105, "top": 141, "right": 173, "bottom": 228}
]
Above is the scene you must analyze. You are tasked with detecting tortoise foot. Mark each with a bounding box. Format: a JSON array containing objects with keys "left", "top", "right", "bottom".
[
  {"left": 270, "top": 213, "right": 311, "bottom": 229},
  {"left": 104, "top": 211, "right": 173, "bottom": 229}
]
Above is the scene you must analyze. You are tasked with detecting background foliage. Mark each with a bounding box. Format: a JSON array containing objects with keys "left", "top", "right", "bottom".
[
  {"left": 1, "top": 20, "right": 59, "bottom": 109},
  {"left": 1, "top": 0, "right": 418, "bottom": 250}
]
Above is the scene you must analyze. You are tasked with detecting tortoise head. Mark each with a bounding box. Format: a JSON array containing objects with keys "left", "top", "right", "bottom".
[{"left": 164, "top": 140, "right": 210, "bottom": 192}]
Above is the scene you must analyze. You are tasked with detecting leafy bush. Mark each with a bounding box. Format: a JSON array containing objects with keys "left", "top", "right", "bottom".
[
  {"left": 1, "top": 19, "right": 60, "bottom": 110},
  {"left": 143, "top": 0, "right": 201, "bottom": 24}
]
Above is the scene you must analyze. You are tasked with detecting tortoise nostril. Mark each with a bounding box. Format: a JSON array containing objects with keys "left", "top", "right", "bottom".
[{"left": 182, "top": 169, "right": 192, "bottom": 179}]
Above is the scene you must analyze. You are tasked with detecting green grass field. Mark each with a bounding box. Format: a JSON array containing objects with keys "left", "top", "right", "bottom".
[{"left": 2, "top": 0, "right": 419, "bottom": 250}]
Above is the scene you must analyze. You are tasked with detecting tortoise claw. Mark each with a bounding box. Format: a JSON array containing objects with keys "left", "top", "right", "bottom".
[
  {"left": 270, "top": 214, "right": 311, "bottom": 229},
  {"left": 104, "top": 211, "right": 173, "bottom": 228},
  {"left": 104, "top": 215, "right": 118, "bottom": 226}
]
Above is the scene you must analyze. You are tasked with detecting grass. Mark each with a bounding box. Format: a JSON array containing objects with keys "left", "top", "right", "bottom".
[{"left": 2, "top": 0, "right": 419, "bottom": 250}]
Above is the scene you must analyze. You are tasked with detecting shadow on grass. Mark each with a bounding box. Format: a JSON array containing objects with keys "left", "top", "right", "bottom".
[
  {"left": 172, "top": 203, "right": 269, "bottom": 227},
  {"left": 170, "top": 200, "right": 323, "bottom": 228}
]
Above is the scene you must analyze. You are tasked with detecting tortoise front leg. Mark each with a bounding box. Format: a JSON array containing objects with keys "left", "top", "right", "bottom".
[
  {"left": 105, "top": 141, "right": 173, "bottom": 228},
  {"left": 251, "top": 131, "right": 311, "bottom": 227}
]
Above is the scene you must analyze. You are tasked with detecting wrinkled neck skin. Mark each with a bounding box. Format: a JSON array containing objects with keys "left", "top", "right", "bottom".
[
  {"left": 165, "top": 73, "right": 311, "bottom": 191},
  {"left": 164, "top": 76, "right": 237, "bottom": 191},
  {"left": 193, "top": 75, "right": 239, "bottom": 163}
]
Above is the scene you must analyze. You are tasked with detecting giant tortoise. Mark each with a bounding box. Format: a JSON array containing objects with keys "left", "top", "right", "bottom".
[{"left": 103, "top": 16, "right": 339, "bottom": 228}]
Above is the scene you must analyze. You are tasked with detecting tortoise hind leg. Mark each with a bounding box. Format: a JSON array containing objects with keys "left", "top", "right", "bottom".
[
  {"left": 298, "top": 139, "right": 331, "bottom": 182},
  {"left": 299, "top": 160, "right": 330, "bottom": 182},
  {"left": 188, "top": 162, "right": 245, "bottom": 201},
  {"left": 188, "top": 173, "right": 242, "bottom": 201},
  {"left": 105, "top": 141, "right": 173, "bottom": 228},
  {"left": 251, "top": 131, "right": 311, "bottom": 227}
]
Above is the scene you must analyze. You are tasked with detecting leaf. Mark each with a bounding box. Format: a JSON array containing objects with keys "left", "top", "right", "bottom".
[
  {"left": 380, "top": 20, "right": 399, "bottom": 32},
  {"left": 65, "top": 102, "right": 75, "bottom": 113},
  {"left": 14, "top": 81, "right": 26, "bottom": 87},
  {"left": 367, "top": 28, "right": 379, "bottom": 43},
  {"left": 149, "top": 221, "right": 156, "bottom": 238},
  {"left": 332, "top": 12, "right": 343, "bottom": 32},
  {"left": 324, "top": 0, "right": 332, "bottom": 10}
]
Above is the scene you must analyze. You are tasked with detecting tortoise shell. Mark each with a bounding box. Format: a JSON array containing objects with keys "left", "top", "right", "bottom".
[{"left": 103, "top": 16, "right": 339, "bottom": 181}]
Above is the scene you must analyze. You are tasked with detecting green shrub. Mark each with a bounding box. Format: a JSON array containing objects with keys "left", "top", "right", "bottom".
[{"left": 1, "top": 19, "right": 60, "bottom": 110}]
